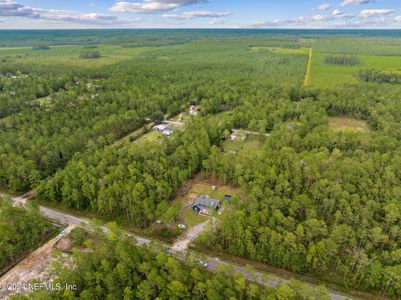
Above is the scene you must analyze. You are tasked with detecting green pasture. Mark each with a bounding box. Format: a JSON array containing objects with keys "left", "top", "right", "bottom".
[
  {"left": 309, "top": 52, "right": 401, "bottom": 88},
  {"left": 0, "top": 44, "right": 149, "bottom": 68}
]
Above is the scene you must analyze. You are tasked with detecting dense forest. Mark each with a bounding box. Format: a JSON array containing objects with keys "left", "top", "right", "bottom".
[
  {"left": 11, "top": 226, "right": 330, "bottom": 300},
  {"left": 0, "top": 196, "right": 54, "bottom": 271},
  {"left": 0, "top": 40, "right": 307, "bottom": 193},
  {"left": 37, "top": 119, "right": 223, "bottom": 228},
  {"left": 196, "top": 84, "right": 401, "bottom": 298},
  {"left": 357, "top": 69, "right": 401, "bottom": 85},
  {"left": 2, "top": 32, "right": 401, "bottom": 298}
]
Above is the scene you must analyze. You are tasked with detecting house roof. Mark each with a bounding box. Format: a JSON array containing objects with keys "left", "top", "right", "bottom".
[
  {"left": 194, "top": 195, "right": 220, "bottom": 209},
  {"left": 153, "top": 124, "right": 166, "bottom": 130}
]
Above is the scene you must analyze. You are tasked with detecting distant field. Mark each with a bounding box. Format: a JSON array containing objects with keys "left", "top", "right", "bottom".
[
  {"left": 328, "top": 116, "right": 371, "bottom": 132},
  {"left": 0, "top": 44, "right": 149, "bottom": 67},
  {"left": 250, "top": 46, "right": 310, "bottom": 55},
  {"left": 310, "top": 52, "right": 401, "bottom": 87},
  {"left": 312, "top": 37, "right": 401, "bottom": 56}
]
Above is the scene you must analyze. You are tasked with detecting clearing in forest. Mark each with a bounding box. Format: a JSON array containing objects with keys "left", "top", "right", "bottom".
[
  {"left": 173, "top": 178, "right": 242, "bottom": 228},
  {"left": 223, "top": 134, "right": 266, "bottom": 156},
  {"left": 328, "top": 116, "right": 371, "bottom": 132},
  {"left": 0, "top": 44, "right": 148, "bottom": 68},
  {"left": 309, "top": 52, "right": 401, "bottom": 88}
]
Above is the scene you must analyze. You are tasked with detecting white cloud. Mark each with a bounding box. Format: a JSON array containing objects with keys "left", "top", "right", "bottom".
[
  {"left": 0, "top": 0, "right": 124, "bottom": 25},
  {"left": 0, "top": 1, "right": 39, "bottom": 17},
  {"left": 340, "top": 0, "right": 372, "bottom": 8},
  {"left": 110, "top": 0, "right": 204, "bottom": 13},
  {"left": 311, "top": 14, "right": 330, "bottom": 21},
  {"left": 46, "top": 13, "right": 120, "bottom": 25},
  {"left": 249, "top": 17, "right": 305, "bottom": 28},
  {"left": 210, "top": 19, "right": 225, "bottom": 25},
  {"left": 317, "top": 4, "right": 331, "bottom": 10},
  {"left": 332, "top": 9, "right": 353, "bottom": 18},
  {"left": 360, "top": 9, "right": 395, "bottom": 18},
  {"left": 394, "top": 16, "right": 401, "bottom": 22},
  {"left": 163, "top": 10, "right": 231, "bottom": 20}
]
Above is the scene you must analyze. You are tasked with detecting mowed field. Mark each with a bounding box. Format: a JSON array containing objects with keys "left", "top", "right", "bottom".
[
  {"left": 308, "top": 52, "right": 401, "bottom": 88},
  {"left": 0, "top": 44, "right": 149, "bottom": 67},
  {"left": 328, "top": 116, "right": 371, "bottom": 132}
]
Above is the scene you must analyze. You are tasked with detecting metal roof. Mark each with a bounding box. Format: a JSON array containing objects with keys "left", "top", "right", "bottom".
[{"left": 194, "top": 195, "right": 220, "bottom": 209}]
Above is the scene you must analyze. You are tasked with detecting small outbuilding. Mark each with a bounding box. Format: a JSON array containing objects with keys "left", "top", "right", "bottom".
[
  {"left": 230, "top": 130, "right": 247, "bottom": 142},
  {"left": 162, "top": 127, "right": 175, "bottom": 136},
  {"left": 224, "top": 194, "right": 232, "bottom": 201}
]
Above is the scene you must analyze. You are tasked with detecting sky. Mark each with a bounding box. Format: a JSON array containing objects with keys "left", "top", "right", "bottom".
[{"left": 0, "top": 0, "right": 401, "bottom": 29}]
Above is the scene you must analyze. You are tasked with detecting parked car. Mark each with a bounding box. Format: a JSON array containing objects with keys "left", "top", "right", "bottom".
[
  {"left": 197, "top": 259, "right": 208, "bottom": 268},
  {"left": 178, "top": 224, "right": 186, "bottom": 229}
]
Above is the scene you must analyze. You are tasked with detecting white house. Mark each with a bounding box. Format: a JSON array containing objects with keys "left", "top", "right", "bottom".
[{"left": 152, "top": 124, "right": 167, "bottom": 132}]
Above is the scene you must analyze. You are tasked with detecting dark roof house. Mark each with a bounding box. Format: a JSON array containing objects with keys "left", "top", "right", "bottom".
[{"left": 193, "top": 195, "right": 220, "bottom": 213}]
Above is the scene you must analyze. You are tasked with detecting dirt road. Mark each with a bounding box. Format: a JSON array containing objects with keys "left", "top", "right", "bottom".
[
  {"left": 0, "top": 226, "right": 75, "bottom": 299},
  {"left": 3, "top": 193, "right": 360, "bottom": 300},
  {"left": 171, "top": 220, "right": 210, "bottom": 252}
]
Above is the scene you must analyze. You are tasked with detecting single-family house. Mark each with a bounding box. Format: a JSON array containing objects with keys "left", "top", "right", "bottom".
[
  {"left": 153, "top": 124, "right": 166, "bottom": 132},
  {"left": 230, "top": 130, "right": 247, "bottom": 142},
  {"left": 193, "top": 195, "right": 221, "bottom": 215}
]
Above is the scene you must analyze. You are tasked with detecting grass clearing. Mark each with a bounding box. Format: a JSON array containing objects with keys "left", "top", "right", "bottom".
[
  {"left": 250, "top": 46, "right": 310, "bottom": 55},
  {"left": 310, "top": 52, "right": 401, "bottom": 88},
  {"left": 328, "top": 116, "right": 371, "bottom": 132},
  {"left": 0, "top": 44, "right": 149, "bottom": 68},
  {"left": 174, "top": 180, "right": 242, "bottom": 228},
  {"left": 223, "top": 134, "right": 265, "bottom": 156}
]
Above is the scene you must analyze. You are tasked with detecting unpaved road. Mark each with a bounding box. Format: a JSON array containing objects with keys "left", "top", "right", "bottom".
[
  {"left": 171, "top": 220, "right": 210, "bottom": 252},
  {"left": 0, "top": 226, "right": 75, "bottom": 299},
  {"left": 1, "top": 192, "right": 360, "bottom": 300}
]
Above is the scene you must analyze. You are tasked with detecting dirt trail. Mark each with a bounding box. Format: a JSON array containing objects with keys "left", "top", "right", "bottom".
[
  {"left": 171, "top": 220, "right": 210, "bottom": 252},
  {"left": 0, "top": 226, "right": 75, "bottom": 299},
  {"left": 304, "top": 48, "right": 313, "bottom": 86}
]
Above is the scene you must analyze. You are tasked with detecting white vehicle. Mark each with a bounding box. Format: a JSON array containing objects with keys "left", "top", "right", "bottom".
[
  {"left": 197, "top": 259, "right": 208, "bottom": 268},
  {"left": 178, "top": 224, "right": 186, "bottom": 229}
]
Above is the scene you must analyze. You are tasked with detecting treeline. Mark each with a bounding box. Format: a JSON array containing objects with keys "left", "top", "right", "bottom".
[
  {"left": 12, "top": 225, "right": 330, "bottom": 300},
  {"left": 37, "top": 119, "right": 225, "bottom": 228},
  {"left": 0, "top": 197, "right": 54, "bottom": 271},
  {"left": 195, "top": 87, "right": 401, "bottom": 298},
  {"left": 324, "top": 55, "right": 360, "bottom": 66},
  {"left": 357, "top": 69, "right": 401, "bottom": 85},
  {"left": 32, "top": 45, "right": 50, "bottom": 51}
]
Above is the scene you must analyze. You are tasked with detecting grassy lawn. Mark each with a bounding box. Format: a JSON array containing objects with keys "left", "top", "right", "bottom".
[
  {"left": 0, "top": 185, "right": 17, "bottom": 197},
  {"left": 174, "top": 182, "right": 242, "bottom": 228},
  {"left": 310, "top": 52, "right": 401, "bottom": 88},
  {"left": 223, "top": 135, "right": 265, "bottom": 155},
  {"left": 135, "top": 131, "right": 163, "bottom": 144},
  {"left": 0, "top": 44, "right": 149, "bottom": 68},
  {"left": 250, "top": 46, "right": 310, "bottom": 55},
  {"left": 328, "top": 116, "right": 371, "bottom": 132}
]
